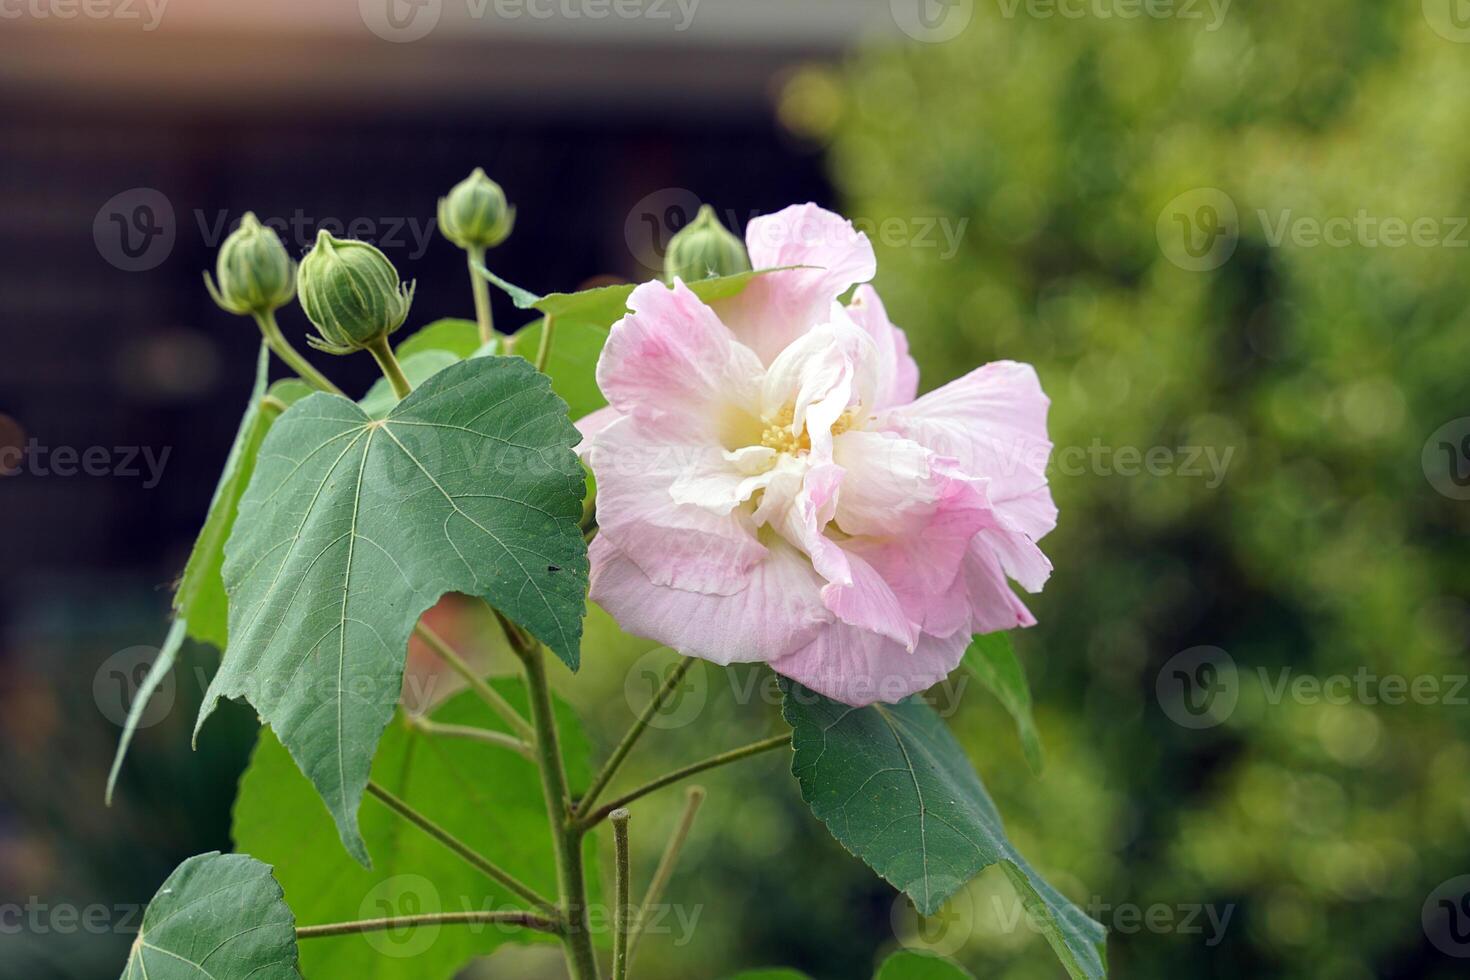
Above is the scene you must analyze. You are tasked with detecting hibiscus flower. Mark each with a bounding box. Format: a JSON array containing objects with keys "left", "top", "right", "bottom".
[{"left": 578, "top": 204, "right": 1055, "bottom": 705}]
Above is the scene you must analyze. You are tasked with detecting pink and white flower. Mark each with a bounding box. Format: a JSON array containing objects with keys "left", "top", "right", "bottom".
[{"left": 578, "top": 204, "right": 1055, "bottom": 706}]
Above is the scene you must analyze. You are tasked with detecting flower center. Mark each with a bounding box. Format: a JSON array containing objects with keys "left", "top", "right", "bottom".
[{"left": 758, "top": 404, "right": 856, "bottom": 456}]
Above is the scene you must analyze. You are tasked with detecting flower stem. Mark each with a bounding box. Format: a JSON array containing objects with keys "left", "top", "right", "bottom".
[
  {"left": 365, "top": 781, "right": 553, "bottom": 910},
  {"left": 467, "top": 245, "right": 495, "bottom": 347},
  {"left": 297, "top": 909, "right": 559, "bottom": 939},
  {"left": 366, "top": 335, "right": 412, "bottom": 400},
  {"left": 575, "top": 657, "right": 695, "bottom": 821},
  {"left": 413, "top": 622, "right": 534, "bottom": 741},
  {"left": 578, "top": 733, "right": 789, "bottom": 829},
  {"left": 534, "top": 314, "right": 556, "bottom": 374},
  {"left": 517, "top": 642, "right": 601, "bottom": 980},
  {"left": 628, "top": 786, "right": 704, "bottom": 970},
  {"left": 405, "top": 713, "right": 533, "bottom": 760},
  {"left": 252, "top": 310, "right": 343, "bottom": 396},
  {"left": 610, "top": 808, "right": 632, "bottom": 980}
]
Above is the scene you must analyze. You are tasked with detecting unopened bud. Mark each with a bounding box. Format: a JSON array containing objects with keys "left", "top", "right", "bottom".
[
  {"left": 664, "top": 205, "right": 750, "bottom": 283},
  {"left": 297, "top": 231, "right": 414, "bottom": 354},
  {"left": 438, "top": 168, "right": 515, "bottom": 250},
  {"left": 203, "top": 212, "right": 294, "bottom": 316}
]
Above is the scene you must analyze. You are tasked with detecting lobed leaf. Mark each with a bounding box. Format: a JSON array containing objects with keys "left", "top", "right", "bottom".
[{"left": 197, "top": 356, "right": 588, "bottom": 864}]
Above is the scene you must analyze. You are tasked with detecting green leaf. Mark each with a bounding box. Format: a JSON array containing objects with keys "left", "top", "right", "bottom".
[
  {"left": 479, "top": 266, "right": 790, "bottom": 330},
  {"left": 173, "top": 342, "right": 270, "bottom": 649},
  {"left": 396, "top": 318, "right": 482, "bottom": 360},
  {"left": 235, "top": 686, "right": 592, "bottom": 980},
  {"left": 874, "top": 950, "right": 976, "bottom": 979},
  {"left": 727, "top": 971, "right": 812, "bottom": 980},
  {"left": 105, "top": 618, "right": 188, "bottom": 805},
  {"left": 780, "top": 681, "right": 1107, "bottom": 979},
  {"left": 119, "top": 851, "right": 300, "bottom": 980},
  {"left": 359, "top": 349, "right": 460, "bottom": 418},
  {"left": 510, "top": 318, "right": 609, "bottom": 421},
  {"left": 962, "top": 632, "right": 1044, "bottom": 773},
  {"left": 197, "top": 356, "right": 588, "bottom": 864}
]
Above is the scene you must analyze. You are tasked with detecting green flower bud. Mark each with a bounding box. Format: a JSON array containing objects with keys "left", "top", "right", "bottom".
[
  {"left": 438, "top": 168, "right": 515, "bottom": 250},
  {"left": 664, "top": 205, "right": 750, "bottom": 283},
  {"left": 203, "top": 212, "right": 295, "bottom": 316},
  {"left": 296, "top": 231, "right": 415, "bottom": 355}
]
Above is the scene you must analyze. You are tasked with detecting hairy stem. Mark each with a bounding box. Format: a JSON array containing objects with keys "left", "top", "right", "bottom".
[
  {"left": 297, "top": 909, "right": 559, "bottom": 939},
  {"left": 467, "top": 245, "right": 495, "bottom": 346},
  {"left": 518, "top": 642, "right": 601, "bottom": 980},
  {"left": 405, "top": 714, "right": 533, "bottom": 759},
  {"left": 414, "top": 622, "right": 534, "bottom": 741},
  {"left": 629, "top": 787, "right": 704, "bottom": 969},
  {"left": 575, "top": 657, "right": 695, "bottom": 820},
  {"left": 579, "top": 733, "right": 789, "bottom": 829},
  {"left": 366, "top": 781, "right": 553, "bottom": 910},
  {"left": 366, "top": 335, "right": 412, "bottom": 400},
  {"left": 610, "top": 809, "right": 633, "bottom": 980},
  {"left": 252, "top": 310, "right": 342, "bottom": 396}
]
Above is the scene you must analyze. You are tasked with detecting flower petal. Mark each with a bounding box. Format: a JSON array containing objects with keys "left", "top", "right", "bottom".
[
  {"left": 588, "top": 534, "right": 831, "bottom": 665},
  {"left": 884, "top": 360, "right": 1057, "bottom": 540},
  {"left": 761, "top": 316, "right": 880, "bottom": 458},
  {"left": 712, "top": 204, "right": 877, "bottom": 365},
  {"left": 846, "top": 285, "right": 919, "bottom": 410},
  {"left": 770, "top": 623, "right": 970, "bottom": 706}
]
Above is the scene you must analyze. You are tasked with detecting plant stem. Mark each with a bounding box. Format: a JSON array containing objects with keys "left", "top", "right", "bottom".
[
  {"left": 366, "top": 335, "right": 412, "bottom": 400},
  {"left": 365, "top": 781, "right": 554, "bottom": 910},
  {"left": 534, "top": 314, "right": 556, "bottom": 373},
  {"left": 518, "top": 643, "right": 601, "bottom": 980},
  {"left": 628, "top": 787, "right": 704, "bottom": 970},
  {"left": 252, "top": 310, "right": 343, "bottom": 396},
  {"left": 297, "top": 909, "right": 559, "bottom": 939},
  {"left": 579, "top": 733, "right": 789, "bottom": 829},
  {"left": 610, "top": 808, "right": 632, "bottom": 980},
  {"left": 467, "top": 245, "right": 495, "bottom": 347},
  {"left": 575, "top": 657, "right": 695, "bottom": 821},
  {"left": 414, "top": 622, "right": 534, "bottom": 742},
  {"left": 405, "top": 714, "right": 533, "bottom": 760}
]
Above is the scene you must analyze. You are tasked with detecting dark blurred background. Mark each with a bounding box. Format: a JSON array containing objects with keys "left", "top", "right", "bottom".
[{"left": 2, "top": 2, "right": 1469, "bottom": 978}]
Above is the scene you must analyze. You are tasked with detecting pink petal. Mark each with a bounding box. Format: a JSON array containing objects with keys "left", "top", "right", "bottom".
[
  {"left": 585, "top": 417, "right": 765, "bottom": 596},
  {"left": 712, "top": 204, "right": 877, "bottom": 365},
  {"left": 770, "top": 623, "right": 970, "bottom": 706},
  {"left": 574, "top": 405, "right": 622, "bottom": 455},
  {"left": 760, "top": 317, "right": 880, "bottom": 458},
  {"left": 596, "top": 278, "right": 764, "bottom": 442},
  {"left": 846, "top": 285, "right": 919, "bottom": 410},
  {"left": 588, "top": 534, "right": 831, "bottom": 665},
  {"left": 884, "top": 360, "right": 1057, "bottom": 540},
  {"left": 963, "top": 536, "right": 1039, "bottom": 636}
]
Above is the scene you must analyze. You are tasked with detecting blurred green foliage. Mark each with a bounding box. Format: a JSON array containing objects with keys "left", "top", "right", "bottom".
[{"left": 793, "top": 3, "right": 1470, "bottom": 978}]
